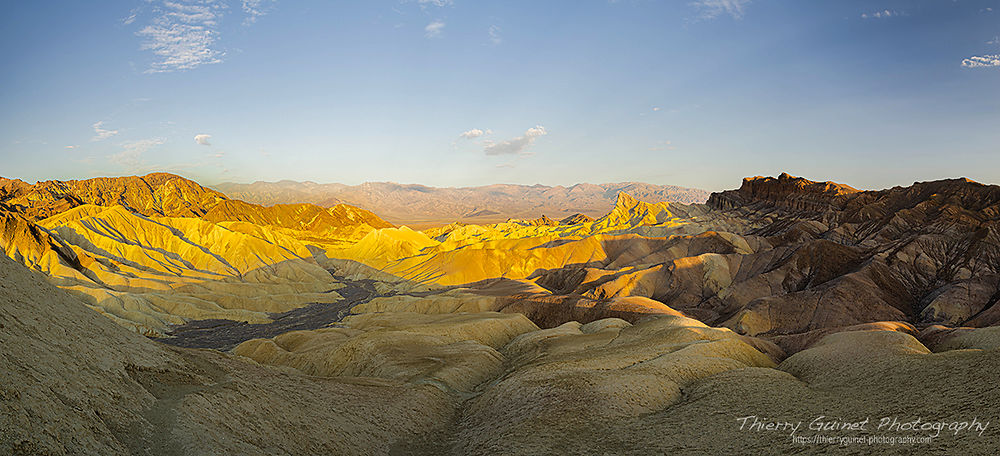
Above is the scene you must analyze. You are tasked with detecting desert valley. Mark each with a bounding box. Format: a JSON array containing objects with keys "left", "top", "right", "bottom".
[
  {"left": 3, "top": 172, "right": 1000, "bottom": 454},
  {"left": 3, "top": 1, "right": 999, "bottom": 454}
]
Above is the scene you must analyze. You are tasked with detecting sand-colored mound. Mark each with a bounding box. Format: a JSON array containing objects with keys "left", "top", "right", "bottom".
[
  {"left": 766, "top": 320, "right": 917, "bottom": 354},
  {"left": 444, "top": 327, "right": 1000, "bottom": 455},
  {"left": 594, "top": 329, "right": 1000, "bottom": 455},
  {"left": 234, "top": 312, "right": 539, "bottom": 392},
  {"left": 349, "top": 281, "right": 690, "bottom": 330},
  {"left": 0, "top": 250, "right": 454, "bottom": 456},
  {"left": 920, "top": 325, "right": 1000, "bottom": 351},
  {"left": 353, "top": 289, "right": 499, "bottom": 314},
  {"left": 449, "top": 315, "right": 778, "bottom": 454}
]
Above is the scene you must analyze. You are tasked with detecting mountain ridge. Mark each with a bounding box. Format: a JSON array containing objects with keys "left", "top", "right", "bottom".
[{"left": 213, "top": 180, "right": 711, "bottom": 227}]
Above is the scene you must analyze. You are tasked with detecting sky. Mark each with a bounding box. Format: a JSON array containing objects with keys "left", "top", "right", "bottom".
[{"left": 1, "top": 0, "right": 998, "bottom": 192}]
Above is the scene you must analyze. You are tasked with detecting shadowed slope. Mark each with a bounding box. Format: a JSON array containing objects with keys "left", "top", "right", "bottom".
[{"left": 0, "top": 251, "right": 456, "bottom": 456}]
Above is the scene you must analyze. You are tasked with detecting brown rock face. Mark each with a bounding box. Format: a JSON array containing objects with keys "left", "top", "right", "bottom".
[
  {"left": 701, "top": 174, "right": 1000, "bottom": 339},
  {"left": 707, "top": 172, "right": 859, "bottom": 212}
]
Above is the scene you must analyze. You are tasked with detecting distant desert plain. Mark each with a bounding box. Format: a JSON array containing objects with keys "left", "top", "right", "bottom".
[{"left": 3, "top": 172, "right": 1000, "bottom": 454}]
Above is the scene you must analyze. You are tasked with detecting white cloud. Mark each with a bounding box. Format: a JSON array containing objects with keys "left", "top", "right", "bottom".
[
  {"left": 692, "top": 0, "right": 750, "bottom": 20},
  {"left": 459, "top": 128, "right": 492, "bottom": 139},
  {"left": 988, "top": 36, "right": 999, "bottom": 45},
  {"left": 110, "top": 139, "right": 165, "bottom": 170},
  {"left": 418, "top": 0, "right": 453, "bottom": 7},
  {"left": 425, "top": 20, "right": 445, "bottom": 38},
  {"left": 962, "top": 54, "right": 1000, "bottom": 68},
  {"left": 91, "top": 121, "right": 119, "bottom": 141},
  {"left": 242, "top": 0, "right": 276, "bottom": 24},
  {"left": 123, "top": 11, "right": 138, "bottom": 25},
  {"left": 483, "top": 125, "right": 547, "bottom": 156},
  {"left": 861, "top": 10, "right": 899, "bottom": 19},
  {"left": 130, "top": 0, "right": 275, "bottom": 72},
  {"left": 194, "top": 134, "right": 212, "bottom": 145},
  {"left": 489, "top": 25, "right": 502, "bottom": 45},
  {"left": 136, "top": 0, "right": 226, "bottom": 73}
]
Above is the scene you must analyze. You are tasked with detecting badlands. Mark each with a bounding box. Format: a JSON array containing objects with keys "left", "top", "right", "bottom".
[{"left": 2, "top": 172, "right": 1000, "bottom": 454}]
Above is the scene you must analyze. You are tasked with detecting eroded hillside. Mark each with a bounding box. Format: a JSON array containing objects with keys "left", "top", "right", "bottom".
[
  {"left": 3, "top": 172, "right": 1000, "bottom": 454},
  {"left": 0, "top": 173, "right": 393, "bottom": 335}
]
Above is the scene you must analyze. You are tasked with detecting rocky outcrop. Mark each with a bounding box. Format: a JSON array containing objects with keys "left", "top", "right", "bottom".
[
  {"left": 702, "top": 174, "right": 1000, "bottom": 336},
  {"left": 707, "top": 172, "right": 858, "bottom": 212},
  {"left": 559, "top": 213, "right": 594, "bottom": 225},
  {"left": 0, "top": 173, "right": 229, "bottom": 220}
]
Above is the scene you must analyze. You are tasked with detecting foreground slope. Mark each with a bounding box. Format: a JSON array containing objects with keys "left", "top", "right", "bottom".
[{"left": 0, "top": 252, "right": 454, "bottom": 456}]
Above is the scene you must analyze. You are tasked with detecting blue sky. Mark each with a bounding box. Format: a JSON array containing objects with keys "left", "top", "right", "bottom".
[{"left": 1, "top": 0, "right": 998, "bottom": 192}]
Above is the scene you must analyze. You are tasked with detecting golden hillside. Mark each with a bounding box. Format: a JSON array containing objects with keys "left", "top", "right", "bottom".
[{"left": 0, "top": 173, "right": 399, "bottom": 336}]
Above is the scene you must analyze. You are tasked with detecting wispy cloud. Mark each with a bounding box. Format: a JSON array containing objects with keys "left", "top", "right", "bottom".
[
  {"left": 425, "top": 20, "right": 445, "bottom": 38},
  {"left": 242, "top": 0, "right": 276, "bottom": 25},
  {"left": 417, "top": 0, "right": 453, "bottom": 7},
  {"left": 691, "top": 0, "right": 750, "bottom": 20},
  {"left": 123, "top": 7, "right": 140, "bottom": 25},
  {"left": 488, "top": 25, "right": 502, "bottom": 45},
  {"left": 483, "top": 126, "right": 547, "bottom": 156},
  {"left": 136, "top": 0, "right": 226, "bottom": 73},
  {"left": 110, "top": 139, "right": 165, "bottom": 170},
  {"left": 132, "top": 0, "right": 274, "bottom": 73},
  {"left": 861, "top": 9, "right": 899, "bottom": 19},
  {"left": 962, "top": 54, "right": 1000, "bottom": 68},
  {"left": 194, "top": 134, "right": 212, "bottom": 145},
  {"left": 459, "top": 128, "right": 491, "bottom": 139},
  {"left": 91, "top": 121, "right": 119, "bottom": 141}
]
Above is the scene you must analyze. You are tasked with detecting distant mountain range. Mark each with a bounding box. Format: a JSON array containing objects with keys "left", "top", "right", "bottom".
[{"left": 212, "top": 181, "right": 711, "bottom": 227}]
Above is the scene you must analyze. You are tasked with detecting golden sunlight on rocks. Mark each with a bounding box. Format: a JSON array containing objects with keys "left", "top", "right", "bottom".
[{"left": 4, "top": 172, "right": 1000, "bottom": 454}]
